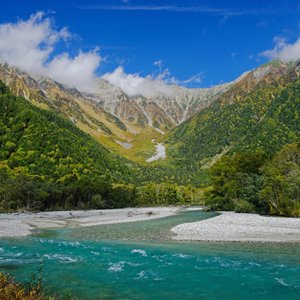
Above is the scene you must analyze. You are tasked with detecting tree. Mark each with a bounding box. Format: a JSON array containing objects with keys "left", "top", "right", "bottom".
[
  {"left": 205, "top": 151, "right": 266, "bottom": 212},
  {"left": 260, "top": 143, "right": 300, "bottom": 217}
]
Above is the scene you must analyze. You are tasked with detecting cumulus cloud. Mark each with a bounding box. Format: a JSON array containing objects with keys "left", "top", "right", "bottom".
[
  {"left": 0, "top": 12, "right": 101, "bottom": 92},
  {"left": 46, "top": 50, "right": 100, "bottom": 91},
  {"left": 103, "top": 66, "right": 173, "bottom": 97},
  {"left": 103, "top": 59, "right": 203, "bottom": 97},
  {"left": 0, "top": 12, "right": 202, "bottom": 96},
  {"left": 261, "top": 36, "right": 300, "bottom": 62}
]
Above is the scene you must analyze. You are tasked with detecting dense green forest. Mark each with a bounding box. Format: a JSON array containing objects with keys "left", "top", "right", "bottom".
[
  {"left": 162, "top": 66, "right": 300, "bottom": 216},
  {"left": 0, "top": 71, "right": 300, "bottom": 216},
  {"left": 166, "top": 72, "right": 300, "bottom": 181},
  {"left": 0, "top": 82, "right": 135, "bottom": 182},
  {"left": 0, "top": 81, "right": 199, "bottom": 211},
  {"left": 205, "top": 143, "right": 300, "bottom": 217},
  {"left": 0, "top": 81, "right": 135, "bottom": 210}
]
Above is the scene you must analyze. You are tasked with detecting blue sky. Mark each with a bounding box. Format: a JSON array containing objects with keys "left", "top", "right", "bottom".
[{"left": 0, "top": 0, "right": 300, "bottom": 89}]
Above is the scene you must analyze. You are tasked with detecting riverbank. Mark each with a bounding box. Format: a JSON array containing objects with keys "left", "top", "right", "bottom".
[
  {"left": 0, "top": 207, "right": 183, "bottom": 238},
  {"left": 2, "top": 208, "right": 300, "bottom": 242},
  {"left": 171, "top": 211, "right": 300, "bottom": 242}
]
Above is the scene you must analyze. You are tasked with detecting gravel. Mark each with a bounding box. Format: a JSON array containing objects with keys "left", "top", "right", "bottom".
[
  {"left": 0, "top": 207, "right": 181, "bottom": 238},
  {"left": 171, "top": 212, "right": 300, "bottom": 242}
]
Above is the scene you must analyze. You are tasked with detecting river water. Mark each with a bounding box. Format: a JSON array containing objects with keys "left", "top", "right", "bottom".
[{"left": 0, "top": 211, "right": 299, "bottom": 299}]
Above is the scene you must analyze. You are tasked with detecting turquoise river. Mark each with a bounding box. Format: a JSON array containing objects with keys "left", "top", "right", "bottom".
[{"left": 0, "top": 211, "right": 299, "bottom": 299}]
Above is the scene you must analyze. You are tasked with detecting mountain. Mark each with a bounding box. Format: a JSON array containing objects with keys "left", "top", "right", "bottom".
[
  {"left": 0, "top": 63, "right": 136, "bottom": 150},
  {"left": 0, "top": 63, "right": 233, "bottom": 162},
  {"left": 0, "top": 80, "right": 135, "bottom": 183},
  {"left": 1, "top": 60, "right": 300, "bottom": 179},
  {"left": 1, "top": 60, "right": 300, "bottom": 213},
  {"left": 166, "top": 60, "right": 300, "bottom": 177},
  {"left": 86, "top": 78, "right": 232, "bottom": 128}
]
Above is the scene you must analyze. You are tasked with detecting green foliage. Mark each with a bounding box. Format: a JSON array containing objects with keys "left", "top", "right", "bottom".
[
  {"left": 204, "top": 151, "right": 267, "bottom": 213},
  {"left": 136, "top": 183, "right": 204, "bottom": 206},
  {"left": 106, "top": 183, "right": 137, "bottom": 208},
  {"left": 0, "top": 83, "right": 202, "bottom": 211},
  {"left": 0, "top": 81, "right": 9, "bottom": 94},
  {"left": 260, "top": 143, "right": 300, "bottom": 217},
  {"left": 89, "top": 116, "right": 112, "bottom": 135},
  {"left": 166, "top": 76, "right": 300, "bottom": 182},
  {"left": 232, "top": 199, "right": 256, "bottom": 213},
  {"left": 105, "top": 112, "right": 127, "bottom": 131},
  {"left": 0, "top": 81, "right": 142, "bottom": 211},
  {"left": 0, "top": 86, "right": 134, "bottom": 182},
  {"left": 205, "top": 144, "right": 300, "bottom": 217},
  {"left": 2, "top": 70, "right": 300, "bottom": 214}
]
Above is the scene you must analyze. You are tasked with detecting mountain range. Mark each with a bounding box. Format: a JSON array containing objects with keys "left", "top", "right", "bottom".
[
  {"left": 0, "top": 63, "right": 237, "bottom": 162},
  {"left": 0, "top": 60, "right": 300, "bottom": 177},
  {"left": 167, "top": 61, "right": 300, "bottom": 172}
]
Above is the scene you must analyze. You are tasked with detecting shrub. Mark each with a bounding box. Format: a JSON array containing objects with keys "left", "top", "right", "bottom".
[
  {"left": 0, "top": 272, "right": 54, "bottom": 300},
  {"left": 233, "top": 199, "right": 256, "bottom": 213}
]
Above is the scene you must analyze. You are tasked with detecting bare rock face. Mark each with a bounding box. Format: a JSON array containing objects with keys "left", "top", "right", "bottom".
[
  {"left": 0, "top": 64, "right": 131, "bottom": 142},
  {"left": 84, "top": 77, "right": 233, "bottom": 131},
  {"left": 0, "top": 63, "right": 234, "bottom": 135}
]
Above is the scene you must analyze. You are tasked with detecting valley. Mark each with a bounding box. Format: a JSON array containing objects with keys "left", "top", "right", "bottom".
[
  {"left": 0, "top": 63, "right": 232, "bottom": 163},
  {"left": 0, "top": 60, "right": 300, "bottom": 216},
  {"left": 0, "top": 3, "right": 300, "bottom": 299}
]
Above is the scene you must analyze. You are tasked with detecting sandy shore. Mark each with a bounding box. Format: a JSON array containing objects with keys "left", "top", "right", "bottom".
[
  {"left": 171, "top": 212, "right": 300, "bottom": 242},
  {"left": 0, "top": 207, "right": 181, "bottom": 238}
]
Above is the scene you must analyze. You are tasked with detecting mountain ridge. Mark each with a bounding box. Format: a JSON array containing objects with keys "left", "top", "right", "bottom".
[
  {"left": 1, "top": 60, "right": 299, "bottom": 168},
  {"left": 166, "top": 60, "right": 300, "bottom": 177},
  {"left": 0, "top": 62, "right": 236, "bottom": 161}
]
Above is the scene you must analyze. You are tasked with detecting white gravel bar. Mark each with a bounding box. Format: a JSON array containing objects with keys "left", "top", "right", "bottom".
[
  {"left": 171, "top": 212, "right": 300, "bottom": 242},
  {"left": 0, "top": 207, "right": 182, "bottom": 238}
]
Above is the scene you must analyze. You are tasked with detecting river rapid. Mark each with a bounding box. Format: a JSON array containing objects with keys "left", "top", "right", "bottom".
[{"left": 0, "top": 211, "right": 299, "bottom": 299}]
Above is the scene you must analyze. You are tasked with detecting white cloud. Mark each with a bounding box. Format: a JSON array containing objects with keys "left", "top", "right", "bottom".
[
  {"left": 103, "top": 61, "right": 203, "bottom": 97},
  {"left": 261, "top": 36, "right": 300, "bottom": 62},
  {"left": 153, "top": 60, "right": 163, "bottom": 71},
  {"left": 103, "top": 66, "right": 173, "bottom": 97},
  {"left": 180, "top": 73, "right": 202, "bottom": 85},
  {"left": 0, "top": 12, "right": 101, "bottom": 92},
  {"left": 46, "top": 50, "right": 100, "bottom": 92},
  {"left": 76, "top": 5, "right": 266, "bottom": 17},
  {"left": 0, "top": 12, "right": 202, "bottom": 96}
]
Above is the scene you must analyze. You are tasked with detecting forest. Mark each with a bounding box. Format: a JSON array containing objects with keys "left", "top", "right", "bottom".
[
  {"left": 204, "top": 144, "right": 300, "bottom": 217},
  {"left": 0, "top": 81, "right": 201, "bottom": 211},
  {"left": 0, "top": 79, "right": 300, "bottom": 217},
  {"left": 167, "top": 73, "right": 300, "bottom": 181}
]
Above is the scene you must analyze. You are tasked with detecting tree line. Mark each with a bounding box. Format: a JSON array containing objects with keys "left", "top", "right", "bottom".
[
  {"left": 0, "top": 168, "right": 204, "bottom": 212},
  {"left": 1, "top": 78, "right": 299, "bottom": 217},
  {"left": 204, "top": 143, "right": 300, "bottom": 217}
]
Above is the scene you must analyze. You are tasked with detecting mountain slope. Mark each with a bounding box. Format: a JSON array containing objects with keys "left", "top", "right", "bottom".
[
  {"left": 2, "top": 59, "right": 299, "bottom": 177},
  {"left": 166, "top": 61, "right": 300, "bottom": 174},
  {"left": 0, "top": 64, "right": 130, "bottom": 138},
  {"left": 0, "top": 64, "right": 160, "bottom": 162},
  {"left": 0, "top": 80, "right": 135, "bottom": 183},
  {"left": 87, "top": 78, "right": 232, "bottom": 127},
  {"left": 0, "top": 63, "right": 234, "bottom": 162}
]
